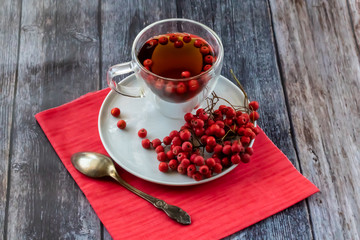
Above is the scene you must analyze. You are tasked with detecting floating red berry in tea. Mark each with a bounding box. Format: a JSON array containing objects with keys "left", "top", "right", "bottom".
[
  {"left": 169, "top": 34, "right": 178, "bottom": 42},
  {"left": 182, "top": 35, "right": 191, "bottom": 43},
  {"left": 158, "top": 36, "right": 168, "bottom": 45},
  {"left": 194, "top": 39, "right": 203, "bottom": 48},
  {"left": 174, "top": 40, "right": 184, "bottom": 48},
  {"left": 143, "top": 59, "right": 153, "bottom": 67},
  {"left": 203, "top": 64, "right": 212, "bottom": 71},
  {"left": 146, "top": 39, "right": 158, "bottom": 48},
  {"left": 204, "top": 55, "right": 214, "bottom": 64},
  {"left": 181, "top": 71, "right": 191, "bottom": 78},
  {"left": 200, "top": 46, "right": 210, "bottom": 55}
]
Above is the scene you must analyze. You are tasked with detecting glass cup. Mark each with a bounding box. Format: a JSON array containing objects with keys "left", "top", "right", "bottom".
[{"left": 107, "top": 18, "right": 224, "bottom": 118}]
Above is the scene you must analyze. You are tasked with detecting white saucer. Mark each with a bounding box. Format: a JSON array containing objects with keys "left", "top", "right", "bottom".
[{"left": 98, "top": 74, "right": 251, "bottom": 186}]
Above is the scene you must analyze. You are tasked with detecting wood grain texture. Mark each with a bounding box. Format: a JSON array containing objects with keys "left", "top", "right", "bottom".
[
  {"left": 176, "top": 0, "right": 313, "bottom": 239},
  {"left": 0, "top": 0, "right": 21, "bottom": 238},
  {"left": 6, "top": 0, "right": 101, "bottom": 239},
  {"left": 347, "top": 0, "right": 360, "bottom": 51},
  {"left": 99, "top": 0, "right": 312, "bottom": 239},
  {"left": 100, "top": 0, "right": 178, "bottom": 88},
  {"left": 2, "top": 0, "right": 358, "bottom": 239},
  {"left": 100, "top": 0, "right": 178, "bottom": 238},
  {"left": 269, "top": 0, "right": 360, "bottom": 239}
]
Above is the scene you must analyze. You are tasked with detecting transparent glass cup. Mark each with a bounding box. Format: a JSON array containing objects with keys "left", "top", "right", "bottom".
[{"left": 107, "top": 18, "right": 224, "bottom": 118}]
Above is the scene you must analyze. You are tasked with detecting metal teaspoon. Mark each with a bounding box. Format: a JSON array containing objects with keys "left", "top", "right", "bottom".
[{"left": 71, "top": 152, "right": 191, "bottom": 225}]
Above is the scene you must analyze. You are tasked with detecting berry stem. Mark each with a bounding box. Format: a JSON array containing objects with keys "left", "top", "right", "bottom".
[{"left": 230, "top": 69, "right": 250, "bottom": 112}]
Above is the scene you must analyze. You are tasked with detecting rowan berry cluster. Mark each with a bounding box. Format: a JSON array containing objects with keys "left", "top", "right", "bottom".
[{"left": 141, "top": 92, "right": 260, "bottom": 181}]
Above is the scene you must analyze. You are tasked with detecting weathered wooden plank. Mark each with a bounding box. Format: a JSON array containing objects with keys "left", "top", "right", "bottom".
[
  {"left": 100, "top": 0, "right": 178, "bottom": 88},
  {"left": 0, "top": 0, "right": 21, "bottom": 238},
  {"left": 347, "top": 0, "right": 360, "bottom": 51},
  {"left": 269, "top": 0, "right": 360, "bottom": 239},
  {"left": 6, "top": 0, "right": 101, "bottom": 239},
  {"left": 100, "top": 1, "right": 178, "bottom": 238},
  {"left": 177, "top": 0, "right": 313, "bottom": 239}
]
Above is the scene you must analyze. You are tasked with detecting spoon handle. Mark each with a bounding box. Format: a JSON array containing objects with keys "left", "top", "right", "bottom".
[{"left": 109, "top": 170, "right": 191, "bottom": 225}]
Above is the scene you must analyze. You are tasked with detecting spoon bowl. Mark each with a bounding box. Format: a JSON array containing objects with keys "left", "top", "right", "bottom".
[
  {"left": 71, "top": 152, "right": 114, "bottom": 178},
  {"left": 71, "top": 151, "right": 191, "bottom": 225}
]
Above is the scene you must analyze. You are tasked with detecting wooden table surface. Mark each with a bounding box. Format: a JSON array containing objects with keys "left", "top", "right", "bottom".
[{"left": 1, "top": 0, "right": 359, "bottom": 239}]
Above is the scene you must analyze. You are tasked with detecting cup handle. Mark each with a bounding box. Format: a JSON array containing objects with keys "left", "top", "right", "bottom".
[{"left": 107, "top": 62, "right": 145, "bottom": 98}]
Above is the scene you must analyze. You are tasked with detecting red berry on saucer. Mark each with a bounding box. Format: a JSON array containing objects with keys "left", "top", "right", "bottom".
[
  {"left": 138, "top": 128, "right": 147, "bottom": 138},
  {"left": 187, "top": 164, "right": 196, "bottom": 176},
  {"left": 231, "top": 154, "right": 241, "bottom": 164},
  {"left": 184, "top": 112, "right": 194, "bottom": 123},
  {"left": 155, "top": 145, "right": 164, "bottom": 153},
  {"left": 249, "top": 111, "right": 260, "bottom": 121},
  {"left": 194, "top": 156, "right": 205, "bottom": 166},
  {"left": 166, "top": 150, "right": 175, "bottom": 160},
  {"left": 205, "top": 158, "right": 216, "bottom": 168},
  {"left": 111, "top": 107, "right": 120, "bottom": 117},
  {"left": 199, "top": 165, "right": 209, "bottom": 175},
  {"left": 240, "top": 153, "right": 251, "bottom": 163},
  {"left": 117, "top": 119, "right": 126, "bottom": 129},
  {"left": 206, "top": 136, "right": 216, "bottom": 147},
  {"left": 179, "top": 129, "right": 191, "bottom": 141},
  {"left": 163, "top": 136, "right": 172, "bottom": 145},
  {"left": 169, "top": 130, "right": 179, "bottom": 139},
  {"left": 168, "top": 159, "right": 178, "bottom": 170},
  {"left": 157, "top": 152, "right": 167, "bottom": 162},
  {"left": 177, "top": 164, "right": 187, "bottom": 174},
  {"left": 158, "top": 162, "right": 169, "bottom": 172},
  {"left": 213, "top": 163, "right": 223, "bottom": 173},
  {"left": 141, "top": 139, "right": 150, "bottom": 149},
  {"left": 192, "top": 171, "right": 203, "bottom": 181},
  {"left": 245, "top": 147, "right": 254, "bottom": 155},
  {"left": 182, "top": 141, "right": 193, "bottom": 152},
  {"left": 240, "top": 136, "right": 251, "bottom": 145},
  {"left": 151, "top": 138, "right": 162, "bottom": 148},
  {"left": 249, "top": 101, "right": 259, "bottom": 111}
]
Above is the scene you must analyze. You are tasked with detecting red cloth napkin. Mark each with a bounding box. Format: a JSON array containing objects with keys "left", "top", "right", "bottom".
[{"left": 35, "top": 88, "right": 318, "bottom": 240}]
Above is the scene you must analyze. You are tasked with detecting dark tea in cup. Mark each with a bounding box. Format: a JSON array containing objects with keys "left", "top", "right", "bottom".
[
  {"left": 137, "top": 33, "right": 216, "bottom": 103},
  {"left": 106, "top": 19, "right": 223, "bottom": 118}
]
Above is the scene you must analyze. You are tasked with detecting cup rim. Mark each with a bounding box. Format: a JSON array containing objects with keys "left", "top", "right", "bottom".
[{"left": 131, "top": 18, "right": 224, "bottom": 82}]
